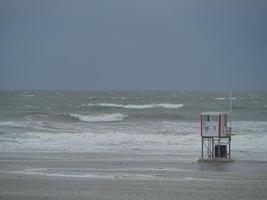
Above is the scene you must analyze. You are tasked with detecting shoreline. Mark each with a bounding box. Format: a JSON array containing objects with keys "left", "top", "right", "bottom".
[{"left": 1, "top": 152, "right": 267, "bottom": 199}]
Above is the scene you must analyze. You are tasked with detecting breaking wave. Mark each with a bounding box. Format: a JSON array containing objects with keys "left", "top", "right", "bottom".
[
  {"left": 69, "top": 113, "right": 128, "bottom": 122},
  {"left": 84, "top": 103, "right": 184, "bottom": 109},
  {"left": 214, "top": 97, "right": 237, "bottom": 100}
]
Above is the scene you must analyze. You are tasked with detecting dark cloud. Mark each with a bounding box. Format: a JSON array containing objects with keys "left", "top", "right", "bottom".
[{"left": 1, "top": 0, "right": 266, "bottom": 90}]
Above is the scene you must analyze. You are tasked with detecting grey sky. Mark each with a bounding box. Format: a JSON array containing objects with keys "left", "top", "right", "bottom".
[{"left": 1, "top": 0, "right": 267, "bottom": 90}]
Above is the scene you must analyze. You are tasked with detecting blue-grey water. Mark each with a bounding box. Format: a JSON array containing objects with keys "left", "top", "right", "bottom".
[{"left": 0, "top": 90, "right": 267, "bottom": 160}]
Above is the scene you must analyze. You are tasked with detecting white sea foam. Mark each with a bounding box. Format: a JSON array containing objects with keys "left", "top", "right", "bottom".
[
  {"left": 214, "top": 97, "right": 237, "bottom": 100},
  {"left": 22, "top": 94, "right": 35, "bottom": 97},
  {"left": 125, "top": 103, "right": 184, "bottom": 109},
  {"left": 85, "top": 103, "right": 184, "bottom": 109},
  {"left": 1, "top": 120, "right": 267, "bottom": 161},
  {"left": 0, "top": 121, "right": 28, "bottom": 128},
  {"left": 0, "top": 121, "right": 200, "bottom": 155},
  {"left": 111, "top": 97, "right": 127, "bottom": 100},
  {"left": 69, "top": 113, "right": 128, "bottom": 122},
  {"left": 24, "top": 105, "right": 40, "bottom": 109},
  {"left": 10, "top": 168, "right": 173, "bottom": 180},
  {"left": 94, "top": 103, "right": 124, "bottom": 108}
]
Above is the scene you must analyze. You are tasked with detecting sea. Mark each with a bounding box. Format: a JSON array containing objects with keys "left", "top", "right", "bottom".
[{"left": 0, "top": 90, "right": 267, "bottom": 161}]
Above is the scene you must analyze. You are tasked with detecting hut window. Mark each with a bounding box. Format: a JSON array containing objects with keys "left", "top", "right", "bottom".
[
  {"left": 205, "top": 115, "right": 210, "bottom": 122},
  {"left": 213, "top": 115, "right": 218, "bottom": 121}
]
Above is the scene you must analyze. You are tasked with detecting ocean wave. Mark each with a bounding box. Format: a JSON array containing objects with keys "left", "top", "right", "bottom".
[
  {"left": 111, "top": 97, "right": 127, "bottom": 100},
  {"left": 85, "top": 103, "right": 184, "bottom": 109},
  {"left": 0, "top": 121, "right": 28, "bottom": 128},
  {"left": 22, "top": 94, "right": 35, "bottom": 97},
  {"left": 1, "top": 120, "right": 267, "bottom": 159},
  {"left": 69, "top": 113, "right": 128, "bottom": 122},
  {"left": 24, "top": 105, "right": 41, "bottom": 110},
  {"left": 214, "top": 97, "right": 237, "bottom": 100}
]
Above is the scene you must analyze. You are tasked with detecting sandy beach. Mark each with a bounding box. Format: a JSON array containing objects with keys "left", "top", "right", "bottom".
[{"left": 0, "top": 152, "right": 266, "bottom": 200}]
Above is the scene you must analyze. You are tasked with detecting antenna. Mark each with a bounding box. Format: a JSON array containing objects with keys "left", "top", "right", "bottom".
[{"left": 229, "top": 90, "right": 233, "bottom": 134}]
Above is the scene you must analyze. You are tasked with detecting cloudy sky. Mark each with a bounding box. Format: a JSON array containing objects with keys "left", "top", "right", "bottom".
[{"left": 1, "top": 0, "right": 266, "bottom": 90}]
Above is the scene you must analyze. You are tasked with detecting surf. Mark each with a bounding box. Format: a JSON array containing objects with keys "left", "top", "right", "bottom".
[
  {"left": 68, "top": 113, "right": 128, "bottom": 122},
  {"left": 84, "top": 103, "right": 184, "bottom": 109}
]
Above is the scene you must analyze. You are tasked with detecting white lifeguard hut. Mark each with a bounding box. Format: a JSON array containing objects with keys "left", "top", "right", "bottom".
[{"left": 199, "top": 111, "right": 233, "bottom": 161}]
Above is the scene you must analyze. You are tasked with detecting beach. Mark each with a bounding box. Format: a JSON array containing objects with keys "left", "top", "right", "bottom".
[{"left": 1, "top": 152, "right": 267, "bottom": 200}]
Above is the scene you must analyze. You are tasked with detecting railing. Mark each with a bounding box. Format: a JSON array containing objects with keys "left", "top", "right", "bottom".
[{"left": 226, "top": 127, "right": 231, "bottom": 135}]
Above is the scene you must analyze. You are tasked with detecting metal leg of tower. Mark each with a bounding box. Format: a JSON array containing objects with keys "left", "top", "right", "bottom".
[
  {"left": 229, "top": 137, "right": 231, "bottom": 159},
  {"left": 201, "top": 137, "right": 203, "bottom": 159},
  {"left": 212, "top": 138, "right": 214, "bottom": 158}
]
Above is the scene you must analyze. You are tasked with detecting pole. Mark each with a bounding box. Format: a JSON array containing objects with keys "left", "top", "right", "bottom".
[
  {"left": 229, "top": 137, "right": 231, "bottom": 159},
  {"left": 229, "top": 90, "right": 232, "bottom": 134},
  {"left": 201, "top": 137, "right": 203, "bottom": 159},
  {"left": 212, "top": 138, "right": 214, "bottom": 159}
]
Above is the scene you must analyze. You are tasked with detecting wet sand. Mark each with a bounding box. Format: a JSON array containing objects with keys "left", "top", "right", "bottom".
[{"left": 0, "top": 152, "right": 267, "bottom": 200}]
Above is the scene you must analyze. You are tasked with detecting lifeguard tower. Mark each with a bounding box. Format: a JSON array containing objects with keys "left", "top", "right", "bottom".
[{"left": 199, "top": 111, "right": 233, "bottom": 161}]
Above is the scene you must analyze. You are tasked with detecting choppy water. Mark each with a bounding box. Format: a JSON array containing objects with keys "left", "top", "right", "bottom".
[{"left": 0, "top": 90, "right": 267, "bottom": 160}]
